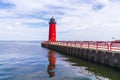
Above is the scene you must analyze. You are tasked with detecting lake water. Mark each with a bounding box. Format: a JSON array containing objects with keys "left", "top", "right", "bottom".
[{"left": 0, "top": 41, "right": 119, "bottom": 80}]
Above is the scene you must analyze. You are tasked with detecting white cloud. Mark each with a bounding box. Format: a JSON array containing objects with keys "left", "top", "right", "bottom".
[{"left": 0, "top": 0, "right": 120, "bottom": 41}]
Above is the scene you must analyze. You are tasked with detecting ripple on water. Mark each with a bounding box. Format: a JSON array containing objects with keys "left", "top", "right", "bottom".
[
  {"left": 0, "top": 69, "right": 14, "bottom": 80},
  {"left": 0, "top": 41, "right": 118, "bottom": 80}
]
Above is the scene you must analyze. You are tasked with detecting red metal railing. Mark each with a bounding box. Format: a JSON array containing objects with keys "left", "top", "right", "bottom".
[
  {"left": 42, "top": 41, "right": 120, "bottom": 52},
  {"left": 110, "top": 41, "right": 120, "bottom": 51}
]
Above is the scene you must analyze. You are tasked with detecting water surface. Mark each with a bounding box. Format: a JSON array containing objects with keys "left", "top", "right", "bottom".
[{"left": 0, "top": 41, "right": 119, "bottom": 80}]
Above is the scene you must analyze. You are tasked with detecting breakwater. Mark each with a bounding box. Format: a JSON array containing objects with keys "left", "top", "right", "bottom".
[{"left": 41, "top": 41, "right": 120, "bottom": 70}]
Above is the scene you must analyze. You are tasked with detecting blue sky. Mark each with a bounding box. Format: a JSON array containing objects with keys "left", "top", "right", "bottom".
[{"left": 0, "top": 0, "right": 120, "bottom": 41}]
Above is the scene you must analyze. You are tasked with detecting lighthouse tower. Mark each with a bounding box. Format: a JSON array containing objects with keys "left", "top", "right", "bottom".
[{"left": 48, "top": 17, "right": 56, "bottom": 42}]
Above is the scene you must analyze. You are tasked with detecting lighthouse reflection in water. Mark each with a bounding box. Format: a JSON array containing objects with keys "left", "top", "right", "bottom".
[{"left": 47, "top": 50, "right": 56, "bottom": 77}]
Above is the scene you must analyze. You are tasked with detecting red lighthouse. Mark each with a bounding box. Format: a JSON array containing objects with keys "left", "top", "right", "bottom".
[{"left": 48, "top": 17, "right": 56, "bottom": 42}]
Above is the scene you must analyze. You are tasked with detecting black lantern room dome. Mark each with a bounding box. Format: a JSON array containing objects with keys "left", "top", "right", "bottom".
[{"left": 49, "top": 17, "right": 56, "bottom": 24}]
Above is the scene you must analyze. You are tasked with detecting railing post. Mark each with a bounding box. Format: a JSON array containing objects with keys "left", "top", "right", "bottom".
[
  {"left": 110, "top": 42, "right": 112, "bottom": 51},
  {"left": 88, "top": 42, "right": 89, "bottom": 48},
  {"left": 96, "top": 42, "right": 98, "bottom": 50},
  {"left": 66, "top": 42, "right": 68, "bottom": 46},
  {"left": 107, "top": 42, "right": 109, "bottom": 51},
  {"left": 75, "top": 42, "right": 77, "bottom": 47},
  {"left": 80, "top": 42, "right": 83, "bottom": 48},
  {"left": 71, "top": 42, "right": 72, "bottom": 47}
]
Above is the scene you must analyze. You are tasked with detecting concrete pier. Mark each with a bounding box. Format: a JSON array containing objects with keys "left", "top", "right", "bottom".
[{"left": 41, "top": 42, "right": 120, "bottom": 70}]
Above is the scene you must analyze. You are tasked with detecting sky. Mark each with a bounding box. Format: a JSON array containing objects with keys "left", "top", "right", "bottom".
[{"left": 0, "top": 0, "right": 120, "bottom": 41}]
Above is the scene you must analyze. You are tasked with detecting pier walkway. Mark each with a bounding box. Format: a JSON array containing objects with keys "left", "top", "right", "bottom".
[{"left": 41, "top": 41, "right": 120, "bottom": 69}]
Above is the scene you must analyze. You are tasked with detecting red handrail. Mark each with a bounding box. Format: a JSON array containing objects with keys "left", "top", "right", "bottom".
[
  {"left": 42, "top": 41, "right": 120, "bottom": 52},
  {"left": 110, "top": 41, "right": 120, "bottom": 51}
]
